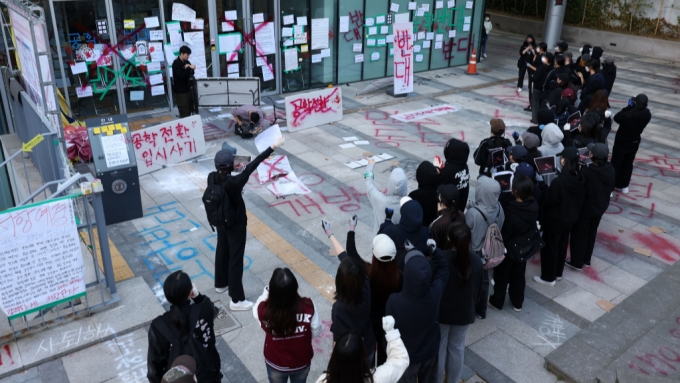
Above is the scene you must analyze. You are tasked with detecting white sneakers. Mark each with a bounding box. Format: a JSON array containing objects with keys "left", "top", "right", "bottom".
[
  {"left": 230, "top": 300, "right": 254, "bottom": 311},
  {"left": 215, "top": 286, "right": 228, "bottom": 294},
  {"left": 518, "top": 87, "right": 523, "bottom": 93},
  {"left": 533, "top": 276, "right": 556, "bottom": 286},
  {"left": 483, "top": 53, "right": 488, "bottom": 58},
  {"left": 615, "top": 187, "right": 629, "bottom": 194}
]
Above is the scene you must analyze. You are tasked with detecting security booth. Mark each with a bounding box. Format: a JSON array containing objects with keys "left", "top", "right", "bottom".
[{"left": 85, "top": 114, "right": 143, "bottom": 225}]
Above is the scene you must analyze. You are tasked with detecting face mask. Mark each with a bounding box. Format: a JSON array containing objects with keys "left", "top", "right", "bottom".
[
  {"left": 585, "top": 66, "right": 590, "bottom": 72},
  {"left": 486, "top": 18, "right": 490, "bottom": 21},
  {"left": 542, "top": 59, "right": 548, "bottom": 65}
]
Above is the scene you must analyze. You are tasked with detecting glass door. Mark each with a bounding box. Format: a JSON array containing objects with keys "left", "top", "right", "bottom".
[{"left": 218, "top": 0, "right": 280, "bottom": 94}]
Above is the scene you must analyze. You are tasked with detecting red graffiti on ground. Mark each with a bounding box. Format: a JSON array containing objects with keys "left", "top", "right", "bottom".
[
  {"left": 364, "top": 110, "right": 462, "bottom": 148},
  {"left": 319, "top": 186, "right": 366, "bottom": 213},
  {"left": 290, "top": 88, "right": 341, "bottom": 128},
  {"left": 629, "top": 317, "right": 680, "bottom": 376},
  {"left": 270, "top": 196, "right": 325, "bottom": 217},
  {"left": 0, "top": 344, "right": 14, "bottom": 366},
  {"left": 606, "top": 181, "right": 655, "bottom": 219},
  {"left": 631, "top": 232, "right": 680, "bottom": 263}
]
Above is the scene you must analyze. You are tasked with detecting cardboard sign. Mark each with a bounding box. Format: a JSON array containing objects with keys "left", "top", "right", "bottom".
[
  {"left": 131, "top": 115, "right": 206, "bottom": 175},
  {"left": 285, "top": 87, "right": 343, "bottom": 131}
]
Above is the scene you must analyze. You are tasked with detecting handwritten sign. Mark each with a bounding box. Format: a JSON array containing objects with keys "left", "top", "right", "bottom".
[
  {"left": 100, "top": 134, "right": 130, "bottom": 168},
  {"left": 285, "top": 87, "right": 343, "bottom": 132},
  {"left": 171, "top": 3, "right": 196, "bottom": 22},
  {"left": 256, "top": 155, "right": 310, "bottom": 197},
  {"left": 393, "top": 22, "right": 414, "bottom": 94},
  {"left": 131, "top": 115, "right": 206, "bottom": 175},
  {"left": 391, "top": 104, "right": 460, "bottom": 122},
  {"left": 0, "top": 198, "right": 85, "bottom": 320}
]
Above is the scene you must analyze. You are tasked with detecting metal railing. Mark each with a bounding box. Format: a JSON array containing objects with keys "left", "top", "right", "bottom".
[{"left": 1, "top": 172, "right": 120, "bottom": 342}]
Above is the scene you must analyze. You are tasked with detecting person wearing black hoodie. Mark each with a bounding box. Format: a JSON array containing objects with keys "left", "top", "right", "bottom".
[
  {"left": 437, "top": 138, "right": 471, "bottom": 212},
  {"left": 567, "top": 143, "right": 615, "bottom": 270},
  {"left": 386, "top": 239, "right": 449, "bottom": 383},
  {"left": 436, "top": 224, "right": 482, "bottom": 383},
  {"left": 534, "top": 147, "right": 585, "bottom": 286},
  {"left": 610, "top": 94, "right": 652, "bottom": 193},
  {"left": 517, "top": 34, "right": 536, "bottom": 93},
  {"left": 380, "top": 199, "right": 430, "bottom": 271},
  {"left": 489, "top": 175, "right": 539, "bottom": 311},
  {"left": 526, "top": 108, "right": 555, "bottom": 145},
  {"left": 474, "top": 119, "right": 513, "bottom": 176},
  {"left": 601, "top": 55, "right": 617, "bottom": 95},
  {"left": 410, "top": 161, "right": 440, "bottom": 227},
  {"left": 572, "top": 113, "right": 599, "bottom": 148},
  {"left": 530, "top": 52, "right": 554, "bottom": 123},
  {"left": 546, "top": 73, "right": 570, "bottom": 108},
  {"left": 590, "top": 46, "right": 604, "bottom": 62},
  {"left": 429, "top": 184, "right": 466, "bottom": 250},
  {"left": 525, "top": 42, "right": 548, "bottom": 112},
  {"left": 578, "top": 59, "right": 605, "bottom": 113}
]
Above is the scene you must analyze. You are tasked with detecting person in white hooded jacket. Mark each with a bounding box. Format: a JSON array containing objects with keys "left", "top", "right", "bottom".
[
  {"left": 316, "top": 315, "right": 409, "bottom": 383},
  {"left": 365, "top": 160, "right": 409, "bottom": 234},
  {"left": 537, "top": 123, "right": 564, "bottom": 158}
]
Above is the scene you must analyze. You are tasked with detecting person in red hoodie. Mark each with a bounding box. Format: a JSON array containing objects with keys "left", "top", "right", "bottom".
[{"left": 253, "top": 268, "right": 322, "bottom": 383}]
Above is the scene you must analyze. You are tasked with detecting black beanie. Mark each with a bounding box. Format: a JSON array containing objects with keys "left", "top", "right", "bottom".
[{"left": 538, "top": 108, "right": 554, "bottom": 125}]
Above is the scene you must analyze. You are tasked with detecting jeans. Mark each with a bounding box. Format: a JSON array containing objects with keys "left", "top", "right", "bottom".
[
  {"left": 215, "top": 226, "right": 247, "bottom": 302},
  {"left": 398, "top": 356, "right": 438, "bottom": 383},
  {"left": 481, "top": 35, "right": 489, "bottom": 55},
  {"left": 266, "top": 365, "right": 310, "bottom": 383},
  {"left": 436, "top": 324, "right": 470, "bottom": 383}
]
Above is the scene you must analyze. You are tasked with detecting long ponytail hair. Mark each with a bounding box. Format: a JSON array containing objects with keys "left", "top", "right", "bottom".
[
  {"left": 163, "top": 271, "right": 193, "bottom": 337},
  {"left": 448, "top": 223, "right": 472, "bottom": 286}
]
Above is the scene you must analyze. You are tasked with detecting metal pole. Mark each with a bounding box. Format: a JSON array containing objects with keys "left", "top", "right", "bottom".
[
  {"left": 157, "top": 0, "right": 173, "bottom": 111},
  {"left": 48, "top": 0, "right": 71, "bottom": 116},
  {"left": 91, "top": 191, "right": 117, "bottom": 294},
  {"left": 542, "top": 0, "right": 567, "bottom": 50},
  {"left": 104, "top": 0, "right": 125, "bottom": 114},
  {"left": 208, "top": 0, "right": 219, "bottom": 78},
  {"left": 0, "top": 67, "right": 15, "bottom": 133},
  {"left": 0, "top": 10, "right": 14, "bottom": 72}
]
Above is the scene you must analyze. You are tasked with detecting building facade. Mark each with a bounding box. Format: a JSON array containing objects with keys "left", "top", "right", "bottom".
[{"left": 34, "top": 0, "right": 484, "bottom": 118}]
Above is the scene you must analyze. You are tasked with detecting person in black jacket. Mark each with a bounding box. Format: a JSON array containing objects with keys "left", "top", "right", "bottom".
[
  {"left": 572, "top": 113, "right": 599, "bottom": 148},
  {"left": 386, "top": 239, "right": 449, "bottom": 383},
  {"left": 601, "top": 56, "right": 617, "bottom": 95},
  {"left": 212, "top": 136, "right": 285, "bottom": 309},
  {"left": 409, "top": 161, "right": 440, "bottom": 227},
  {"left": 517, "top": 34, "right": 536, "bottom": 93},
  {"left": 545, "top": 55, "right": 574, "bottom": 93},
  {"left": 526, "top": 108, "right": 555, "bottom": 144},
  {"left": 172, "top": 46, "right": 196, "bottom": 118},
  {"left": 437, "top": 138, "right": 470, "bottom": 212},
  {"left": 436, "top": 224, "right": 482, "bottom": 383},
  {"left": 147, "top": 271, "right": 222, "bottom": 383},
  {"left": 611, "top": 94, "right": 652, "bottom": 193},
  {"left": 567, "top": 143, "right": 615, "bottom": 270},
  {"left": 380, "top": 199, "right": 430, "bottom": 270},
  {"left": 578, "top": 60, "right": 605, "bottom": 113},
  {"left": 525, "top": 42, "right": 548, "bottom": 112},
  {"left": 530, "top": 52, "right": 553, "bottom": 123},
  {"left": 429, "top": 184, "right": 466, "bottom": 250},
  {"left": 591, "top": 46, "right": 604, "bottom": 61},
  {"left": 545, "top": 73, "right": 570, "bottom": 108},
  {"left": 474, "top": 118, "right": 513, "bottom": 176},
  {"left": 489, "top": 175, "right": 539, "bottom": 311},
  {"left": 534, "top": 147, "right": 585, "bottom": 286}
]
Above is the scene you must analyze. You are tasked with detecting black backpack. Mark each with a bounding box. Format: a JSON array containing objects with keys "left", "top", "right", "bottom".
[
  {"left": 202, "top": 173, "right": 236, "bottom": 231},
  {"left": 152, "top": 305, "right": 220, "bottom": 382}
]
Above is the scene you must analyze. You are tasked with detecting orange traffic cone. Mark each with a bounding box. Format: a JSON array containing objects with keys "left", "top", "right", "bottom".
[{"left": 466, "top": 48, "right": 479, "bottom": 75}]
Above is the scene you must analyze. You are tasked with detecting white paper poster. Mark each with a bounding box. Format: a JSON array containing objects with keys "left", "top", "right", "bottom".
[
  {"left": 101, "top": 134, "right": 130, "bottom": 168},
  {"left": 395, "top": 13, "right": 410, "bottom": 23},
  {"left": 132, "top": 115, "right": 206, "bottom": 175},
  {"left": 408, "top": 2, "right": 417, "bottom": 9},
  {"left": 416, "top": 54, "right": 424, "bottom": 62},
  {"left": 222, "top": 22, "right": 235, "bottom": 32},
  {"left": 353, "top": 43, "right": 363, "bottom": 52},
  {"left": 437, "top": 0, "right": 444, "bottom": 7},
  {"left": 227, "top": 63, "right": 239, "bottom": 73},
  {"left": 225, "top": 10, "right": 237, "bottom": 20},
  {"left": 320, "top": 48, "right": 331, "bottom": 58},
  {"left": 282, "top": 27, "right": 293, "bottom": 37},
  {"left": 253, "top": 13, "right": 264, "bottom": 23},
  {"left": 219, "top": 33, "right": 242, "bottom": 53},
  {"left": 435, "top": 41, "right": 442, "bottom": 49},
  {"left": 339, "top": 16, "right": 349, "bottom": 32},
  {"left": 393, "top": 22, "right": 414, "bottom": 94},
  {"left": 70, "top": 62, "right": 87, "bottom": 74},
  {"left": 150, "top": 30, "right": 164, "bottom": 41},
  {"left": 0, "top": 199, "right": 86, "bottom": 320},
  {"left": 257, "top": 155, "right": 311, "bottom": 196},
  {"left": 381, "top": 25, "right": 390, "bottom": 35},
  {"left": 262, "top": 64, "right": 274, "bottom": 81},
  {"left": 311, "top": 18, "right": 329, "bottom": 50},
  {"left": 423, "top": 40, "right": 430, "bottom": 48},
  {"left": 284, "top": 87, "right": 343, "bottom": 131},
  {"left": 76, "top": 85, "right": 93, "bottom": 98},
  {"left": 463, "top": 24, "right": 470, "bottom": 31},
  {"left": 191, "top": 19, "right": 204, "bottom": 30},
  {"left": 166, "top": 21, "right": 181, "bottom": 34},
  {"left": 254, "top": 124, "right": 283, "bottom": 152},
  {"left": 256, "top": 56, "right": 267, "bottom": 67},
  {"left": 436, "top": 34, "right": 443, "bottom": 41},
  {"left": 464, "top": 16, "right": 472, "bottom": 23},
  {"left": 283, "top": 14, "right": 294, "bottom": 25},
  {"left": 149, "top": 43, "right": 164, "bottom": 62},
  {"left": 371, "top": 52, "right": 380, "bottom": 61},
  {"left": 466, "top": 1, "right": 473, "bottom": 8},
  {"left": 449, "top": 29, "right": 456, "bottom": 38},
  {"left": 172, "top": 3, "right": 196, "bottom": 22},
  {"left": 297, "top": 16, "right": 308, "bottom": 25},
  {"left": 311, "top": 54, "right": 322, "bottom": 63},
  {"left": 130, "top": 90, "right": 145, "bottom": 101},
  {"left": 448, "top": 0, "right": 456, "bottom": 7},
  {"left": 149, "top": 73, "right": 164, "bottom": 85},
  {"left": 151, "top": 85, "right": 165, "bottom": 96},
  {"left": 284, "top": 48, "right": 299, "bottom": 72},
  {"left": 355, "top": 54, "right": 364, "bottom": 63},
  {"left": 145, "top": 17, "right": 160, "bottom": 28},
  {"left": 414, "top": 44, "right": 421, "bottom": 52},
  {"left": 254, "top": 22, "right": 276, "bottom": 55},
  {"left": 391, "top": 3, "right": 400, "bottom": 12}
]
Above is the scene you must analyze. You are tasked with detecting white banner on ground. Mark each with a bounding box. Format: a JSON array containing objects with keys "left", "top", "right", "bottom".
[
  {"left": 393, "top": 22, "right": 414, "bottom": 95},
  {"left": 0, "top": 198, "right": 86, "bottom": 320},
  {"left": 131, "top": 115, "right": 206, "bottom": 175},
  {"left": 391, "top": 104, "right": 460, "bottom": 122},
  {"left": 256, "top": 155, "right": 310, "bottom": 197},
  {"left": 284, "top": 87, "right": 343, "bottom": 132}
]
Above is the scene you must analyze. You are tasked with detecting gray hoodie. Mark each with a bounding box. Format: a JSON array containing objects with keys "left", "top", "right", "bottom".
[
  {"left": 365, "top": 163, "right": 408, "bottom": 234},
  {"left": 465, "top": 176, "right": 504, "bottom": 252},
  {"left": 538, "top": 123, "right": 564, "bottom": 158}
]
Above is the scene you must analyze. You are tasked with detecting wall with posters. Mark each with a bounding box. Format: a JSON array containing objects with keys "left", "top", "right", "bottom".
[{"left": 131, "top": 115, "right": 206, "bottom": 175}]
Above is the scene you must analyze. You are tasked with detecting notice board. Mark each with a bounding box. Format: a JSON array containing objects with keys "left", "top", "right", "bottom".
[{"left": 0, "top": 197, "right": 86, "bottom": 320}]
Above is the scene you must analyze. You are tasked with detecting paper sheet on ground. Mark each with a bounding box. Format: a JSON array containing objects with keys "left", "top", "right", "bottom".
[
  {"left": 254, "top": 124, "right": 282, "bottom": 153},
  {"left": 256, "top": 155, "right": 310, "bottom": 196}
]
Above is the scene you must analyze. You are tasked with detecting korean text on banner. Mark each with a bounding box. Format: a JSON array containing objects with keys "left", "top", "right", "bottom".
[
  {"left": 393, "top": 22, "right": 414, "bottom": 94},
  {"left": 254, "top": 124, "right": 283, "bottom": 153},
  {"left": 171, "top": 3, "right": 196, "bottom": 22},
  {"left": 0, "top": 198, "right": 86, "bottom": 320},
  {"left": 284, "top": 87, "right": 343, "bottom": 132},
  {"left": 311, "top": 18, "right": 329, "bottom": 50},
  {"left": 131, "top": 115, "right": 206, "bottom": 175}
]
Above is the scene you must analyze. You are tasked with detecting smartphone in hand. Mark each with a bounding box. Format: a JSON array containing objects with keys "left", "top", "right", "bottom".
[{"left": 433, "top": 155, "right": 443, "bottom": 168}]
